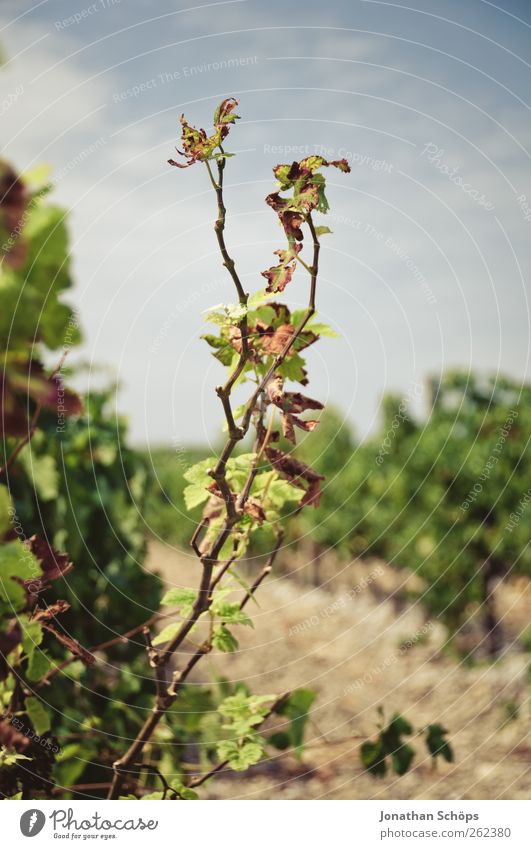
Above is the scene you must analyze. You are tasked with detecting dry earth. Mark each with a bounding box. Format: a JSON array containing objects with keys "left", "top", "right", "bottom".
[{"left": 147, "top": 540, "right": 531, "bottom": 800}]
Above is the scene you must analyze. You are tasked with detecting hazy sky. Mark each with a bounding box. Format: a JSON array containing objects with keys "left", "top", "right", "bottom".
[{"left": 1, "top": 0, "right": 530, "bottom": 448}]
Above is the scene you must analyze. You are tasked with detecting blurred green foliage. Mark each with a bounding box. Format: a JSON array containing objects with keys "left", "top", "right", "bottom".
[{"left": 144, "top": 373, "right": 531, "bottom": 651}]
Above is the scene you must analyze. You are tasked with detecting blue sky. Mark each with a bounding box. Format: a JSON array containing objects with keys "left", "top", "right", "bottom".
[{"left": 1, "top": 0, "right": 530, "bottom": 447}]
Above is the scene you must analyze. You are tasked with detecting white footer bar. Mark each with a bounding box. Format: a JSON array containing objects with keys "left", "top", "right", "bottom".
[{"left": 4, "top": 799, "right": 530, "bottom": 848}]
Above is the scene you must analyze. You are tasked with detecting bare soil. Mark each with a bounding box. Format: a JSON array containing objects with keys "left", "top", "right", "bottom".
[{"left": 147, "top": 540, "right": 531, "bottom": 800}]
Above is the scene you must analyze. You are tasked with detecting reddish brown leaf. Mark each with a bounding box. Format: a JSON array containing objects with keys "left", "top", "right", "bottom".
[
  {"left": 168, "top": 99, "right": 239, "bottom": 168},
  {"left": 23, "top": 537, "right": 73, "bottom": 594},
  {"left": 0, "top": 381, "right": 28, "bottom": 437},
  {"left": 292, "top": 418, "right": 319, "bottom": 433},
  {"left": 266, "top": 375, "right": 284, "bottom": 406},
  {"left": 31, "top": 600, "right": 71, "bottom": 623},
  {"left": 265, "top": 447, "right": 324, "bottom": 508},
  {"left": 201, "top": 495, "right": 224, "bottom": 523},
  {"left": 261, "top": 244, "right": 302, "bottom": 294},
  {"left": 259, "top": 323, "right": 295, "bottom": 356},
  {"left": 206, "top": 482, "right": 235, "bottom": 503},
  {"left": 0, "top": 161, "right": 29, "bottom": 269},
  {"left": 281, "top": 412, "right": 296, "bottom": 444},
  {"left": 214, "top": 98, "right": 239, "bottom": 139},
  {"left": 244, "top": 498, "right": 266, "bottom": 524},
  {"left": 267, "top": 378, "right": 323, "bottom": 444},
  {"left": 2, "top": 363, "right": 83, "bottom": 441},
  {"left": 42, "top": 623, "right": 95, "bottom": 666}
]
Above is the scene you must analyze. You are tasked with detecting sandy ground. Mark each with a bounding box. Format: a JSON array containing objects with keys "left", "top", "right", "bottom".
[{"left": 147, "top": 540, "right": 531, "bottom": 800}]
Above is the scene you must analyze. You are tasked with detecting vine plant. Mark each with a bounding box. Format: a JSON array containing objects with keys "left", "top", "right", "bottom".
[{"left": 108, "top": 98, "right": 350, "bottom": 799}]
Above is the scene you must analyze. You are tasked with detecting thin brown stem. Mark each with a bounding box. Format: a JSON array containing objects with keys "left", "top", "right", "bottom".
[
  {"left": 37, "top": 610, "right": 175, "bottom": 688},
  {"left": 240, "top": 530, "right": 284, "bottom": 610},
  {"left": 108, "top": 162, "right": 321, "bottom": 801}
]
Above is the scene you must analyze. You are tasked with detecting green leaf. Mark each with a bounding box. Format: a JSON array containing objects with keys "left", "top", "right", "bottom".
[
  {"left": 388, "top": 713, "right": 413, "bottom": 737},
  {"left": 266, "top": 478, "right": 303, "bottom": 508},
  {"left": 307, "top": 321, "right": 339, "bottom": 338},
  {"left": 314, "top": 225, "right": 332, "bottom": 236},
  {"left": 152, "top": 622, "right": 181, "bottom": 647},
  {"left": 0, "top": 485, "right": 12, "bottom": 538},
  {"left": 213, "top": 601, "right": 252, "bottom": 627},
  {"left": 21, "top": 163, "right": 53, "bottom": 190},
  {"left": 290, "top": 312, "right": 339, "bottom": 338},
  {"left": 202, "top": 334, "right": 234, "bottom": 367},
  {"left": 391, "top": 743, "right": 415, "bottom": 776},
  {"left": 0, "top": 541, "right": 41, "bottom": 611},
  {"left": 217, "top": 739, "right": 263, "bottom": 771},
  {"left": 160, "top": 587, "right": 197, "bottom": 609},
  {"left": 275, "top": 688, "right": 316, "bottom": 758},
  {"left": 277, "top": 688, "right": 315, "bottom": 717},
  {"left": 0, "top": 752, "right": 31, "bottom": 768},
  {"left": 277, "top": 353, "right": 307, "bottom": 384},
  {"left": 360, "top": 739, "right": 386, "bottom": 777},
  {"left": 25, "top": 696, "right": 51, "bottom": 735},
  {"left": 183, "top": 458, "right": 216, "bottom": 510},
  {"left": 425, "top": 724, "right": 454, "bottom": 763},
  {"left": 54, "top": 742, "right": 94, "bottom": 787},
  {"left": 183, "top": 458, "right": 216, "bottom": 485},
  {"left": 268, "top": 731, "right": 291, "bottom": 750},
  {"left": 170, "top": 780, "right": 199, "bottom": 799},
  {"left": 247, "top": 289, "right": 275, "bottom": 309},
  {"left": 19, "top": 451, "right": 59, "bottom": 501},
  {"left": 183, "top": 483, "right": 211, "bottom": 510},
  {"left": 21, "top": 620, "right": 43, "bottom": 655},
  {"left": 212, "top": 624, "right": 238, "bottom": 653},
  {"left": 27, "top": 649, "right": 51, "bottom": 683},
  {"left": 204, "top": 303, "right": 247, "bottom": 327},
  {"left": 218, "top": 692, "right": 275, "bottom": 735}
]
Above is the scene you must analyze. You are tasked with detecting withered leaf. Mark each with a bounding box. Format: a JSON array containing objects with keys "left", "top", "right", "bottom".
[
  {"left": 244, "top": 498, "right": 266, "bottom": 525},
  {"left": 23, "top": 537, "right": 73, "bottom": 595},
  {"left": 266, "top": 377, "right": 323, "bottom": 444},
  {"left": 42, "top": 623, "right": 95, "bottom": 666},
  {"left": 261, "top": 243, "right": 301, "bottom": 294},
  {"left": 265, "top": 447, "right": 324, "bottom": 508},
  {"left": 31, "top": 600, "right": 71, "bottom": 623},
  {"left": 168, "top": 99, "right": 239, "bottom": 168},
  {"left": 0, "top": 161, "right": 29, "bottom": 269},
  {"left": 258, "top": 323, "right": 295, "bottom": 356}
]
